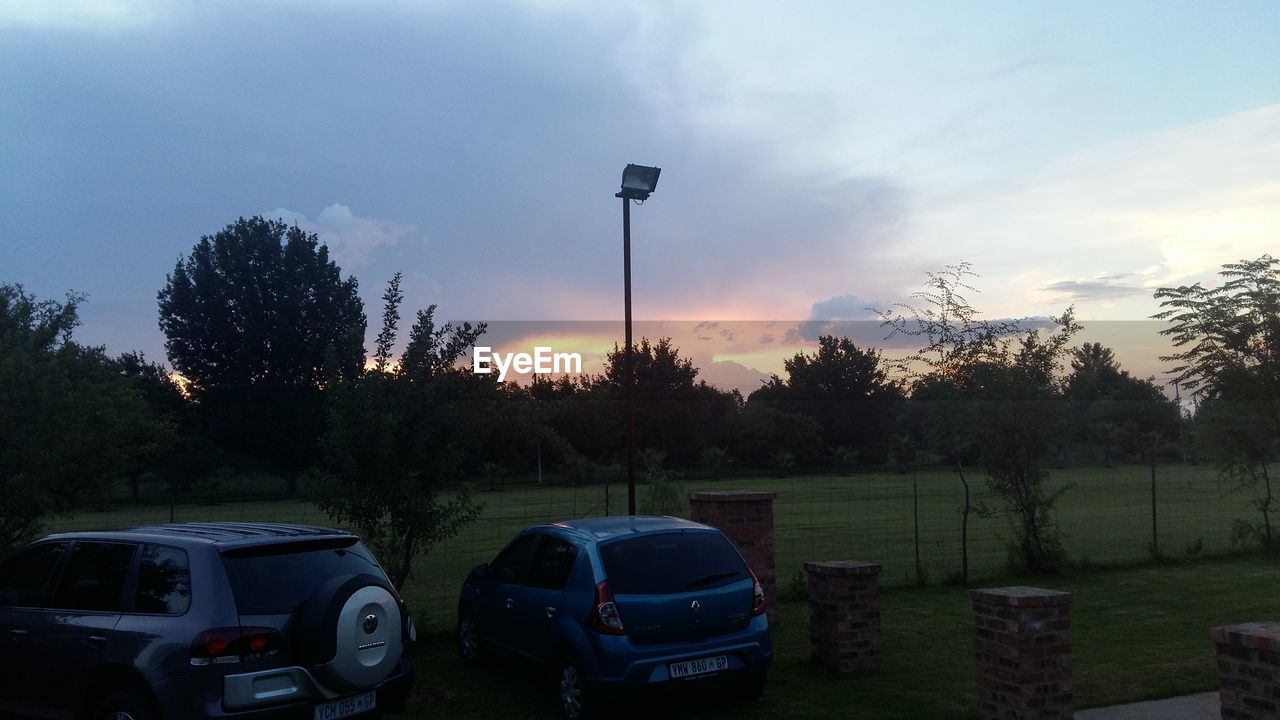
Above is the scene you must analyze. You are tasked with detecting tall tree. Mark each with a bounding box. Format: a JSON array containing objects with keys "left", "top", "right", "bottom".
[
  {"left": 1, "top": 285, "right": 171, "bottom": 549},
  {"left": 878, "top": 262, "right": 1023, "bottom": 582},
  {"left": 1155, "top": 255, "right": 1280, "bottom": 550},
  {"left": 314, "top": 280, "right": 486, "bottom": 588},
  {"left": 599, "top": 338, "right": 740, "bottom": 465},
  {"left": 157, "top": 216, "right": 366, "bottom": 486},
  {"left": 158, "top": 216, "right": 366, "bottom": 391},
  {"left": 751, "top": 336, "right": 904, "bottom": 463}
]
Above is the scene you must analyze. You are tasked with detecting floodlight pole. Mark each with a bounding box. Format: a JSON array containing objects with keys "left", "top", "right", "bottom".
[{"left": 621, "top": 195, "right": 636, "bottom": 515}]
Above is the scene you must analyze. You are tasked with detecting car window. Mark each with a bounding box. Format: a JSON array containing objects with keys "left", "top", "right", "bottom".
[
  {"left": 528, "top": 536, "right": 578, "bottom": 589},
  {"left": 134, "top": 545, "right": 192, "bottom": 615},
  {"left": 600, "top": 532, "right": 748, "bottom": 595},
  {"left": 0, "top": 542, "right": 69, "bottom": 608},
  {"left": 221, "top": 539, "right": 384, "bottom": 615},
  {"left": 48, "top": 541, "right": 137, "bottom": 612},
  {"left": 489, "top": 534, "right": 537, "bottom": 584}
]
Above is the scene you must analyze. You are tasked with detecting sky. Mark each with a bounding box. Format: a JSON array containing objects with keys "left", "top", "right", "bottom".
[{"left": 2, "top": 1, "right": 1278, "bottom": 389}]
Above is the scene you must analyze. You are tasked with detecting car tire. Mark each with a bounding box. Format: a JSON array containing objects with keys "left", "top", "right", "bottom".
[
  {"left": 555, "top": 654, "right": 594, "bottom": 720},
  {"left": 727, "top": 671, "right": 767, "bottom": 702},
  {"left": 93, "top": 688, "right": 157, "bottom": 720},
  {"left": 457, "top": 611, "right": 484, "bottom": 665}
]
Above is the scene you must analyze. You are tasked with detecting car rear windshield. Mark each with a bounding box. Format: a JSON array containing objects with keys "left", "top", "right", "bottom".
[
  {"left": 221, "top": 539, "right": 385, "bottom": 614},
  {"left": 600, "top": 532, "right": 748, "bottom": 595}
]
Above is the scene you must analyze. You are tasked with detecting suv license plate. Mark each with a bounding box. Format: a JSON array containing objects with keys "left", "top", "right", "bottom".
[
  {"left": 314, "top": 691, "right": 376, "bottom": 720},
  {"left": 669, "top": 654, "right": 729, "bottom": 679}
]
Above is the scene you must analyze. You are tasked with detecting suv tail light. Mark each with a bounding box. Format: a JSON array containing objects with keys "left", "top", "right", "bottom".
[
  {"left": 587, "top": 580, "right": 626, "bottom": 636},
  {"left": 190, "top": 627, "right": 281, "bottom": 666},
  {"left": 750, "top": 571, "right": 766, "bottom": 617}
]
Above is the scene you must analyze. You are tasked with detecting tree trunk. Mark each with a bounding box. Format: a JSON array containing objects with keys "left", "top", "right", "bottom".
[
  {"left": 1150, "top": 459, "right": 1159, "bottom": 557},
  {"left": 913, "top": 470, "right": 922, "bottom": 583},
  {"left": 956, "top": 459, "right": 970, "bottom": 584},
  {"left": 1261, "top": 462, "right": 1274, "bottom": 551}
]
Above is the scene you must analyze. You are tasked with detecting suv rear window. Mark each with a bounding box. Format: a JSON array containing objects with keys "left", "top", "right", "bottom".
[
  {"left": 221, "top": 539, "right": 385, "bottom": 614},
  {"left": 600, "top": 532, "right": 748, "bottom": 595}
]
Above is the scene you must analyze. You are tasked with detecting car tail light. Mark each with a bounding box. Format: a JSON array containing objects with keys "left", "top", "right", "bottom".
[
  {"left": 190, "top": 627, "right": 280, "bottom": 666},
  {"left": 750, "top": 571, "right": 766, "bottom": 617},
  {"left": 588, "top": 580, "right": 626, "bottom": 636}
]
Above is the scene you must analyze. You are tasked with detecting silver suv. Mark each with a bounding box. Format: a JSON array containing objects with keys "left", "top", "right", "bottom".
[{"left": 0, "top": 522, "right": 415, "bottom": 720}]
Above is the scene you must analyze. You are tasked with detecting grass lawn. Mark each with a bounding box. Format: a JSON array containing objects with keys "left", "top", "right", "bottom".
[
  {"left": 405, "top": 556, "right": 1280, "bottom": 719},
  {"left": 51, "top": 463, "right": 1261, "bottom": 629}
]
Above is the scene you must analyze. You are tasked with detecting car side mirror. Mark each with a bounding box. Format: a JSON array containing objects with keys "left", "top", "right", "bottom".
[{"left": 470, "top": 563, "right": 488, "bottom": 580}]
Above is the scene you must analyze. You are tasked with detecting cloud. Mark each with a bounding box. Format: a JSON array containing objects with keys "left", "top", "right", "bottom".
[
  {"left": 809, "top": 293, "right": 881, "bottom": 321},
  {"left": 1041, "top": 276, "right": 1145, "bottom": 302},
  {"left": 266, "top": 204, "right": 416, "bottom": 268},
  {"left": 903, "top": 104, "right": 1280, "bottom": 319},
  {"left": 0, "top": 0, "right": 168, "bottom": 29}
]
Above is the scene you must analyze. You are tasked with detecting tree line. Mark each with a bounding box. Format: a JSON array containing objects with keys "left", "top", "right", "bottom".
[{"left": 2, "top": 216, "right": 1276, "bottom": 585}]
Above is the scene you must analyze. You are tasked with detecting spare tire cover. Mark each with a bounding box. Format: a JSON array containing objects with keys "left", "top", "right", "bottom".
[{"left": 296, "top": 573, "right": 403, "bottom": 691}]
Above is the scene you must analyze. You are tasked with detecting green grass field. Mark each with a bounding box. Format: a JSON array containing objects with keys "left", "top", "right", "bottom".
[
  {"left": 48, "top": 465, "right": 1278, "bottom": 717},
  {"left": 51, "top": 463, "right": 1260, "bottom": 628},
  {"left": 406, "top": 556, "right": 1280, "bottom": 719}
]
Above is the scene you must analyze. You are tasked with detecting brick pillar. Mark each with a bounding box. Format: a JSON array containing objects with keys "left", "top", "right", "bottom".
[
  {"left": 971, "top": 586, "right": 1073, "bottom": 720},
  {"left": 1210, "top": 622, "right": 1280, "bottom": 719},
  {"left": 804, "top": 560, "right": 882, "bottom": 672},
  {"left": 688, "top": 490, "right": 777, "bottom": 624}
]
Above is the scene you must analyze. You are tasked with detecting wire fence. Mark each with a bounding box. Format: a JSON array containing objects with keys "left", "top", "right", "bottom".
[{"left": 47, "top": 462, "right": 1263, "bottom": 629}]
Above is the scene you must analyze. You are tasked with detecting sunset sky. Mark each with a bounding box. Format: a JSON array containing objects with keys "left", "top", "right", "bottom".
[{"left": 2, "top": 1, "right": 1277, "bottom": 391}]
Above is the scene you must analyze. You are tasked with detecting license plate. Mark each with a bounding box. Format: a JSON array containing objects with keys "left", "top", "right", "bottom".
[
  {"left": 669, "top": 654, "right": 729, "bottom": 679},
  {"left": 314, "top": 691, "right": 376, "bottom": 720}
]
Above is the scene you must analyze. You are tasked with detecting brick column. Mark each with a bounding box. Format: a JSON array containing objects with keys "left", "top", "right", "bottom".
[
  {"left": 689, "top": 490, "right": 777, "bottom": 624},
  {"left": 1210, "top": 622, "right": 1280, "bottom": 719},
  {"left": 971, "top": 586, "right": 1073, "bottom": 720},
  {"left": 804, "top": 560, "right": 882, "bottom": 672}
]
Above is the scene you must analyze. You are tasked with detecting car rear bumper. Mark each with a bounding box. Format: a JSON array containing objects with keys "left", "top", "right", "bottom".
[
  {"left": 195, "top": 656, "right": 413, "bottom": 719},
  {"left": 582, "top": 616, "right": 772, "bottom": 691}
]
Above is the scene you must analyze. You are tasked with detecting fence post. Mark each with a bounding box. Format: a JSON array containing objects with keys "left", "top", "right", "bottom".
[
  {"left": 1210, "top": 622, "right": 1280, "bottom": 718},
  {"left": 689, "top": 490, "right": 778, "bottom": 624},
  {"left": 971, "top": 586, "right": 1073, "bottom": 720},
  {"left": 805, "top": 560, "right": 882, "bottom": 672}
]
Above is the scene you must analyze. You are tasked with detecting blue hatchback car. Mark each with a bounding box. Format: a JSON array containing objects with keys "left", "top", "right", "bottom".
[{"left": 456, "top": 516, "right": 773, "bottom": 719}]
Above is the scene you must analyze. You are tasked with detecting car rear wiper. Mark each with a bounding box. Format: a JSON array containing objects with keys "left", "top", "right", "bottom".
[{"left": 685, "top": 571, "right": 742, "bottom": 589}]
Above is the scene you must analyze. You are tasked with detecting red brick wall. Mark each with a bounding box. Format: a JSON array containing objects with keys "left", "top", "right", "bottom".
[
  {"left": 805, "top": 560, "right": 882, "bottom": 672},
  {"left": 1210, "top": 622, "right": 1280, "bottom": 719},
  {"left": 971, "top": 586, "right": 1073, "bottom": 720},
  {"left": 688, "top": 490, "right": 778, "bottom": 624}
]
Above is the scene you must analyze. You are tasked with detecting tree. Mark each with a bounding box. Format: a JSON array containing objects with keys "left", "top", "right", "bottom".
[
  {"left": 115, "top": 351, "right": 191, "bottom": 500},
  {"left": 1155, "top": 255, "right": 1280, "bottom": 550},
  {"left": 600, "top": 338, "right": 740, "bottom": 465},
  {"left": 157, "top": 216, "right": 367, "bottom": 487},
  {"left": 749, "top": 336, "right": 904, "bottom": 463},
  {"left": 700, "top": 446, "right": 734, "bottom": 481},
  {"left": 969, "top": 311, "right": 1081, "bottom": 573},
  {"left": 1, "top": 285, "right": 171, "bottom": 550},
  {"left": 313, "top": 278, "right": 485, "bottom": 589},
  {"left": 878, "top": 262, "right": 1023, "bottom": 582}
]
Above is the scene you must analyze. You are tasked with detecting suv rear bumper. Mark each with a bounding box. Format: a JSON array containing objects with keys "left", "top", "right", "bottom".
[{"left": 201, "top": 656, "right": 413, "bottom": 718}]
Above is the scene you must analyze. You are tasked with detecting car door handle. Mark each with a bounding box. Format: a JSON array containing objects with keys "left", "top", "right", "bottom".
[
  {"left": 504, "top": 598, "right": 515, "bottom": 610},
  {"left": 9, "top": 629, "right": 28, "bottom": 641},
  {"left": 88, "top": 635, "right": 108, "bottom": 648},
  {"left": 544, "top": 607, "right": 558, "bottom": 619}
]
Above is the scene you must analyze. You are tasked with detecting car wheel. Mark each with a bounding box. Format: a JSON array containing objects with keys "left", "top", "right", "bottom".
[
  {"left": 94, "top": 688, "right": 157, "bottom": 720},
  {"left": 457, "top": 612, "right": 483, "bottom": 665},
  {"left": 556, "top": 655, "right": 593, "bottom": 720}
]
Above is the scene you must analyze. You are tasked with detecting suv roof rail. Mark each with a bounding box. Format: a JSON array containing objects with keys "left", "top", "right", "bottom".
[{"left": 121, "top": 522, "right": 353, "bottom": 542}]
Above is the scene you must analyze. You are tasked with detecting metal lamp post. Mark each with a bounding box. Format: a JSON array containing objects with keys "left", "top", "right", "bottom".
[{"left": 616, "top": 163, "right": 661, "bottom": 516}]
